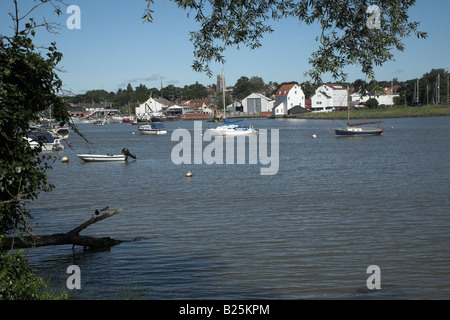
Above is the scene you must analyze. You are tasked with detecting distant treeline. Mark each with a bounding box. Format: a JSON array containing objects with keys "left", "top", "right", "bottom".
[{"left": 64, "top": 68, "right": 449, "bottom": 108}]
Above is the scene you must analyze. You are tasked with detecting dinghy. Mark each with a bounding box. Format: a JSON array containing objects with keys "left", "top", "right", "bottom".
[{"left": 77, "top": 148, "right": 136, "bottom": 162}]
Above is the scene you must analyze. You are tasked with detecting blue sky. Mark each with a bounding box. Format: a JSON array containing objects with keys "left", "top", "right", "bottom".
[{"left": 1, "top": 0, "right": 449, "bottom": 95}]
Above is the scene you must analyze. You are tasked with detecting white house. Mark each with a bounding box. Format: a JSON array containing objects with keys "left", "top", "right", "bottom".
[
  {"left": 242, "top": 93, "right": 274, "bottom": 114},
  {"left": 311, "top": 84, "right": 348, "bottom": 112},
  {"left": 359, "top": 94, "right": 399, "bottom": 107},
  {"left": 350, "top": 91, "right": 400, "bottom": 107},
  {"left": 349, "top": 92, "right": 362, "bottom": 105},
  {"left": 273, "top": 102, "right": 287, "bottom": 115},
  {"left": 135, "top": 97, "right": 171, "bottom": 116},
  {"left": 272, "top": 84, "right": 305, "bottom": 115}
]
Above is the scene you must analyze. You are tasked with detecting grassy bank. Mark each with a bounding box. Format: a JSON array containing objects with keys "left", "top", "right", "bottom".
[{"left": 297, "top": 105, "right": 450, "bottom": 120}]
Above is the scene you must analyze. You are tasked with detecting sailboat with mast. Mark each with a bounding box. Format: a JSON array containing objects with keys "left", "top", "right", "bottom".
[
  {"left": 333, "top": 87, "right": 384, "bottom": 137},
  {"left": 209, "top": 71, "right": 257, "bottom": 136}
]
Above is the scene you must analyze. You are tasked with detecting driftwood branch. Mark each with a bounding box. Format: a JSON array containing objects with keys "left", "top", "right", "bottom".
[{"left": 3, "top": 208, "right": 124, "bottom": 250}]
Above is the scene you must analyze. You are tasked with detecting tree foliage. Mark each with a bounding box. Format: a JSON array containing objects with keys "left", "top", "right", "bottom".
[
  {"left": 0, "top": 1, "right": 68, "bottom": 238},
  {"left": 233, "top": 76, "right": 266, "bottom": 99},
  {"left": 299, "top": 81, "right": 314, "bottom": 100},
  {"left": 365, "top": 97, "right": 379, "bottom": 109},
  {"left": 0, "top": 34, "right": 68, "bottom": 237},
  {"left": 183, "top": 82, "right": 209, "bottom": 100},
  {"left": 143, "top": 0, "right": 427, "bottom": 84},
  {"left": 0, "top": 244, "right": 67, "bottom": 299},
  {"left": 418, "top": 68, "right": 449, "bottom": 104}
]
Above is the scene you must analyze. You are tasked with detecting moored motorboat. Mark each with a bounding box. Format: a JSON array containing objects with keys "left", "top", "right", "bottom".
[
  {"left": 77, "top": 154, "right": 127, "bottom": 162},
  {"left": 77, "top": 148, "right": 136, "bottom": 162},
  {"left": 138, "top": 122, "right": 167, "bottom": 135},
  {"left": 26, "top": 131, "right": 64, "bottom": 151}
]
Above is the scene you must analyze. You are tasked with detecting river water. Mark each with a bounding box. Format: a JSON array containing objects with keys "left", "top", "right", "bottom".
[{"left": 25, "top": 117, "right": 449, "bottom": 299}]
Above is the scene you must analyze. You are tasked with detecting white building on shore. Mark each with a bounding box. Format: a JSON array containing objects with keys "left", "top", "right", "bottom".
[
  {"left": 135, "top": 97, "right": 171, "bottom": 116},
  {"left": 311, "top": 84, "right": 348, "bottom": 112},
  {"left": 272, "top": 84, "right": 305, "bottom": 115},
  {"left": 351, "top": 93, "right": 400, "bottom": 107},
  {"left": 241, "top": 93, "right": 274, "bottom": 114}
]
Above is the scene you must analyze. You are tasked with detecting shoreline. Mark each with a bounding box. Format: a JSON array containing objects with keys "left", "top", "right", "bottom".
[
  {"left": 180, "top": 105, "right": 450, "bottom": 121},
  {"left": 294, "top": 105, "right": 450, "bottom": 120}
]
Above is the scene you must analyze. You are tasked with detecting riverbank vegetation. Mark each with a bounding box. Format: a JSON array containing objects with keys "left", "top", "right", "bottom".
[
  {"left": 66, "top": 68, "right": 449, "bottom": 119},
  {"left": 0, "top": 246, "right": 67, "bottom": 300},
  {"left": 298, "top": 105, "right": 450, "bottom": 120}
]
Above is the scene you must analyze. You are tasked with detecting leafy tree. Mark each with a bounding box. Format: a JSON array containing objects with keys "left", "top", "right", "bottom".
[
  {"left": 353, "top": 79, "right": 367, "bottom": 91},
  {"left": 162, "top": 84, "right": 182, "bottom": 102},
  {"left": 182, "top": 81, "right": 209, "bottom": 100},
  {"left": 393, "top": 95, "right": 404, "bottom": 106},
  {"left": 419, "top": 68, "right": 449, "bottom": 104},
  {"left": 300, "top": 81, "right": 314, "bottom": 99},
  {"left": 83, "top": 89, "right": 110, "bottom": 104},
  {"left": 0, "top": 34, "right": 68, "bottom": 237},
  {"left": 0, "top": 0, "right": 71, "bottom": 299},
  {"left": 135, "top": 84, "right": 151, "bottom": 102},
  {"left": 365, "top": 97, "right": 379, "bottom": 109},
  {"left": 233, "top": 76, "right": 251, "bottom": 99},
  {"left": 148, "top": 87, "right": 161, "bottom": 98},
  {"left": 143, "top": 0, "right": 427, "bottom": 84},
  {"left": 249, "top": 76, "right": 265, "bottom": 93},
  {"left": 233, "top": 76, "right": 266, "bottom": 99}
]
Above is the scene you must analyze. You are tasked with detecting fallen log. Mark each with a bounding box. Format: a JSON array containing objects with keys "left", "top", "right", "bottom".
[{"left": 2, "top": 208, "right": 124, "bottom": 250}]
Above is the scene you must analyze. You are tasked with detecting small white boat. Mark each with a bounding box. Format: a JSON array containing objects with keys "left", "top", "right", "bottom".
[
  {"left": 209, "top": 71, "right": 258, "bottom": 137},
  {"left": 77, "top": 148, "right": 136, "bottom": 162},
  {"left": 77, "top": 154, "right": 127, "bottom": 162},
  {"left": 138, "top": 122, "right": 167, "bottom": 135},
  {"left": 208, "top": 122, "right": 257, "bottom": 136}
]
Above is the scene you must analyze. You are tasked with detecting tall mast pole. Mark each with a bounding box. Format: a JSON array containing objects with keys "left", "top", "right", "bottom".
[
  {"left": 417, "top": 79, "right": 419, "bottom": 104},
  {"left": 437, "top": 74, "right": 440, "bottom": 104},
  {"left": 347, "top": 86, "right": 350, "bottom": 125},
  {"left": 222, "top": 70, "right": 226, "bottom": 121}
]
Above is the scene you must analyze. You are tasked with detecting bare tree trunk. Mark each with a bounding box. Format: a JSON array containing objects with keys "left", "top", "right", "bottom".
[{"left": 3, "top": 208, "right": 124, "bottom": 250}]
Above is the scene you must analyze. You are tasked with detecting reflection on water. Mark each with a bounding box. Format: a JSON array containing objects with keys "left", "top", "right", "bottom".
[{"left": 26, "top": 117, "right": 450, "bottom": 299}]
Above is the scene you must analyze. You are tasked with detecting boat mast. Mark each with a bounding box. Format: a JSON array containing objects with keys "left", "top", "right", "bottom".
[
  {"left": 417, "top": 79, "right": 419, "bottom": 104},
  {"left": 347, "top": 86, "right": 350, "bottom": 125},
  {"left": 447, "top": 74, "right": 449, "bottom": 102},
  {"left": 437, "top": 74, "right": 440, "bottom": 105},
  {"left": 447, "top": 74, "right": 449, "bottom": 103},
  {"left": 222, "top": 70, "right": 226, "bottom": 121}
]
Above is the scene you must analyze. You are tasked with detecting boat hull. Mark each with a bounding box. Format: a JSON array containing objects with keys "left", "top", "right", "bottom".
[
  {"left": 208, "top": 125, "right": 257, "bottom": 136},
  {"left": 138, "top": 124, "right": 167, "bottom": 135},
  {"left": 28, "top": 140, "right": 64, "bottom": 151},
  {"left": 335, "top": 127, "right": 384, "bottom": 137},
  {"left": 25, "top": 131, "right": 64, "bottom": 151},
  {"left": 77, "top": 154, "right": 127, "bottom": 162},
  {"left": 138, "top": 129, "right": 167, "bottom": 135}
]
